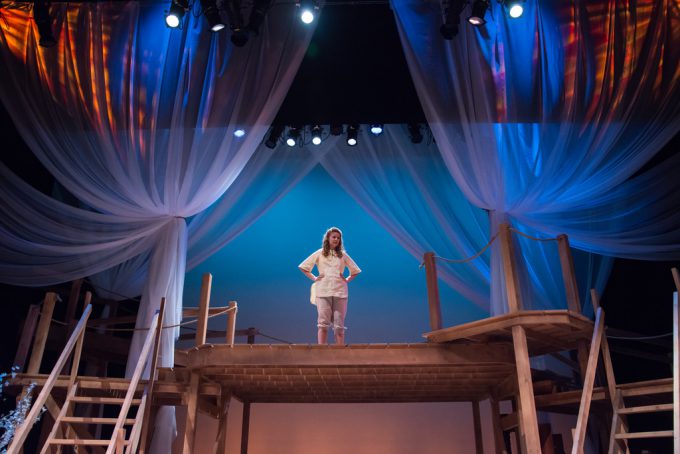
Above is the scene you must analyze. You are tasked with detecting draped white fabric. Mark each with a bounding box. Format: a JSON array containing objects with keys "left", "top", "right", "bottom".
[{"left": 392, "top": 0, "right": 680, "bottom": 313}]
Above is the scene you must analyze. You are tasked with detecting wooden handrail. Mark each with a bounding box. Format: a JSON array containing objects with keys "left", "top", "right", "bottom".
[
  {"left": 571, "top": 307, "right": 605, "bottom": 454},
  {"left": 105, "top": 303, "right": 162, "bottom": 454},
  {"left": 7, "top": 304, "right": 92, "bottom": 454}
]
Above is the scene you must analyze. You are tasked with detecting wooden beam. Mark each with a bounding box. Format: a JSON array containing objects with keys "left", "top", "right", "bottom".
[
  {"left": 139, "top": 298, "right": 166, "bottom": 454},
  {"left": 195, "top": 273, "right": 212, "bottom": 346},
  {"left": 27, "top": 292, "right": 58, "bottom": 374},
  {"left": 511, "top": 325, "right": 541, "bottom": 453},
  {"left": 557, "top": 235, "right": 581, "bottom": 313},
  {"left": 241, "top": 402, "right": 251, "bottom": 454},
  {"left": 14, "top": 304, "right": 41, "bottom": 372},
  {"left": 423, "top": 252, "right": 442, "bottom": 331},
  {"left": 226, "top": 302, "right": 238, "bottom": 346},
  {"left": 215, "top": 394, "right": 231, "bottom": 454},
  {"left": 572, "top": 307, "right": 605, "bottom": 454},
  {"left": 499, "top": 223, "right": 522, "bottom": 312},
  {"left": 472, "top": 400, "right": 484, "bottom": 454},
  {"left": 182, "top": 372, "right": 200, "bottom": 454},
  {"left": 489, "top": 398, "right": 507, "bottom": 454}
]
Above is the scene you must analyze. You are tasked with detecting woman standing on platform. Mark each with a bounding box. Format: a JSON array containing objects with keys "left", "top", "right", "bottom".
[{"left": 298, "top": 227, "right": 361, "bottom": 345}]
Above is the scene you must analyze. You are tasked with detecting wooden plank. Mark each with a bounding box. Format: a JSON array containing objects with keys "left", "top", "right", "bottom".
[
  {"left": 195, "top": 273, "right": 212, "bottom": 346},
  {"left": 423, "top": 252, "right": 442, "bottom": 331},
  {"left": 572, "top": 307, "right": 605, "bottom": 454},
  {"left": 557, "top": 235, "right": 581, "bottom": 313},
  {"left": 226, "top": 301, "right": 238, "bottom": 346},
  {"left": 499, "top": 223, "right": 522, "bottom": 312},
  {"left": 472, "top": 400, "right": 484, "bottom": 454},
  {"left": 49, "top": 439, "right": 128, "bottom": 446},
  {"left": 40, "top": 384, "right": 77, "bottom": 454},
  {"left": 489, "top": 398, "right": 506, "bottom": 454},
  {"left": 61, "top": 417, "right": 137, "bottom": 424},
  {"left": 241, "top": 401, "right": 251, "bottom": 454},
  {"left": 501, "top": 412, "right": 519, "bottom": 431},
  {"left": 511, "top": 325, "right": 541, "bottom": 453},
  {"left": 215, "top": 393, "right": 231, "bottom": 454},
  {"left": 182, "top": 372, "right": 200, "bottom": 453},
  {"left": 27, "top": 292, "right": 58, "bottom": 374},
  {"left": 14, "top": 304, "right": 41, "bottom": 372},
  {"left": 618, "top": 404, "right": 673, "bottom": 414},
  {"left": 139, "top": 297, "right": 166, "bottom": 454},
  {"left": 615, "top": 430, "right": 674, "bottom": 439},
  {"left": 7, "top": 304, "right": 91, "bottom": 454}
]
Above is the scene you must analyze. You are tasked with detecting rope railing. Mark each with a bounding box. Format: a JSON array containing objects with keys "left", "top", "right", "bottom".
[{"left": 49, "top": 305, "right": 236, "bottom": 333}]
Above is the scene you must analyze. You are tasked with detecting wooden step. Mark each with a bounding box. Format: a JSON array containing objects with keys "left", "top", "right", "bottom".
[
  {"left": 71, "top": 396, "right": 142, "bottom": 405},
  {"left": 615, "top": 430, "right": 673, "bottom": 440},
  {"left": 49, "top": 439, "right": 129, "bottom": 446},
  {"left": 618, "top": 404, "right": 673, "bottom": 415},
  {"left": 61, "top": 416, "right": 137, "bottom": 425}
]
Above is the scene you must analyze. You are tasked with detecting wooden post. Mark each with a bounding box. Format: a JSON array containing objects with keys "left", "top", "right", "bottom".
[
  {"left": 27, "top": 292, "right": 58, "bottom": 374},
  {"left": 512, "top": 325, "right": 541, "bottom": 453},
  {"left": 182, "top": 372, "right": 201, "bottom": 453},
  {"left": 557, "top": 235, "right": 581, "bottom": 313},
  {"left": 139, "top": 298, "right": 166, "bottom": 454},
  {"left": 490, "top": 398, "right": 507, "bottom": 454},
  {"left": 674, "top": 290, "right": 679, "bottom": 454},
  {"left": 196, "top": 273, "right": 212, "bottom": 346},
  {"left": 472, "top": 400, "right": 484, "bottom": 454},
  {"left": 115, "top": 428, "right": 126, "bottom": 454},
  {"left": 241, "top": 402, "right": 251, "bottom": 454},
  {"left": 423, "top": 252, "right": 442, "bottom": 331},
  {"left": 215, "top": 393, "right": 231, "bottom": 454},
  {"left": 499, "top": 224, "right": 522, "bottom": 312},
  {"left": 572, "top": 307, "right": 605, "bottom": 454},
  {"left": 226, "top": 301, "right": 238, "bottom": 347},
  {"left": 247, "top": 327, "right": 257, "bottom": 344},
  {"left": 14, "top": 304, "right": 41, "bottom": 372}
]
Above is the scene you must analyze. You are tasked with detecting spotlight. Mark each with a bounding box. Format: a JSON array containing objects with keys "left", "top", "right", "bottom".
[
  {"left": 298, "top": 0, "right": 318, "bottom": 24},
  {"left": 330, "top": 124, "right": 343, "bottom": 136},
  {"left": 246, "top": 0, "right": 274, "bottom": 35},
  {"left": 265, "top": 124, "right": 284, "bottom": 149},
  {"left": 346, "top": 124, "right": 358, "bottom": 146},
  {"left": 223, "top": 0, "right": 249, "bottom": 47},
  {"left": 200, "top": 0, "right": 226, "bottom": 32},
  {"left": 286, "top": 126, "right": 301, "bottom": 147},
  {"left": 467, "top": 0, "right": 489, "bottom": 26},
  {"left": 440, "top": 0, "right": 464, "bottom": 40},
  {"left": 234, "top": 128, "right": 245, "bottom": 138},
  {"left": 370, "top": 124, "right": 383, "bottom": 136},
  {"left": 33, "top": 0, "right": 56, "bottom": 48},
  {"left": 165, "top": 0, "right": 188, "bottom": 28},
  {"left": 407, "top": 123, "right": 423, "bottom": 144},
  {"left": 311, "top": 125, "right": 323, "bottom": 145},
  {"left": 503, "top": 0, "right": 524, "bottom": 18}
]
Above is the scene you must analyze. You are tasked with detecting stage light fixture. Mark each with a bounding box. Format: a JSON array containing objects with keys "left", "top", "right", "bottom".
[
  {"left": 286, "top": 126, "right": 301, "bottom": 147},
  {"left": 265, "top": 124, "right": 284, "bottom": 149},
  {"left": 346, "top": 124, "right": 358, "bottom": 146},
  {"left": 233, "top": 128, "right": 246, "bottom": 138},
  {"left": 370, "top": 124, "right": 383, "bottom": 136},
  {"left": 200, "top": 0, "right": 226, "bottom": 32},
  {"left": 246, "top": 0, "right": 273, "bottom": 35},
  {"left": 33, "top": 0, "right": 56, "bottom": 48},
  {"left": 440, "top": 0, "right": 464, "bottom": 40},
  {"left": 330, "top": 124, "right": 343, "bottom": 136},
  {"left": 467, "top": 0, "right": 489, "bottom": 26},
  {"left": 311, "top": 125, "right": 323, "bottom": 145},
  {"left": 503, "top": 0, "right": 524, "bottom": 18},
  {"left": 223, "top": 0, "right": 249, "bottom": 47},
  {"left": 165, "top": 0, "right": 188, "bottom": 28},
  {"left": 298, "top": 0, "right": 318, "bottom": 24},
  {"left": 408, "top": 123, "right": 423, "bottom": 144}
]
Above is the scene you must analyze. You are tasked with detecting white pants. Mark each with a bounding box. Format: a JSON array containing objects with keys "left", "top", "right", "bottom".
[{"left": 315, "top": 296, "right": 348, "bottom": 334}]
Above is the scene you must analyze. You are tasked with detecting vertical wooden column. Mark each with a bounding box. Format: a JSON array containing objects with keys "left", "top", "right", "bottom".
[
  {"left": 14, "top": 304, "right": 41, "bottom": 372},
  {"left": 226, "top": 301, "right": 238, "bottom": 346},
  {"left": 423, "top": 252, "right": 442, "bottom": 331},
  {"left": 27, "top": 292, "right": 58, "bottom": 374},
  {"left": 472, "top": 400, "right": 484, "bottom": 454},
  {"left": 215, "top": 393, "right": 231, "bottom": 454},
  {"left": 557, "top": 235, "right": 581, "bottom": 313},
  {"left": 182, "top": 372, "right": 201, "bottom": 453},
  {"left": 196, "top": 273, "right": 212, "bottom": 346},
  {"left": 673, "top": 287, "right": 679, "bottom": 454},
  {"left": 241, "top": 402, "right": 251, "bottom": 454},
  {"left": 498, "top": 224, "right": 522, "bottom": 313},
  {"left": 490, "top": 398, "right": 507, "bottom": 454}
]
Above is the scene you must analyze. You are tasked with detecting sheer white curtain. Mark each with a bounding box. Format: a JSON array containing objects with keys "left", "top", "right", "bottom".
[{"left": 392, "top": 0, "right": 680, "bottom": 313}]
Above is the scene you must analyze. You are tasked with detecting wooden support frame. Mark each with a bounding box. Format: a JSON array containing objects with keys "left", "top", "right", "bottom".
[
  {"left": 512, "top": 325, "right": 542, "bottom": 453},
  {"left": 489, "top": 398, "right": 507, "bottom": 454},
  {"left": 423, "top": 252, "right": 442, "bottom": 331},
  {"left": 27, "top": 292, "right": 58, "bottom": 374},
  {"left": 499, "top": 223, "right": 522, "bottom": 312},
  {"left": 196, "top": 273, "right": 212, "bottom": 346},
  {"left": 226, "top": 301, "right": 238, "bottom": 346},
  {"left": 557, "top": 235, "right": 581, "bottom": 313},
  {"left": 215, "top": 392, "right": 231, "bottom": 454},
  {"left": 673, "top": 285, "right": 679, "bottom": 454},
  {"left": 182, "top": 372, "right": 201, "bottom": 453},
  {"left": 14, "top": 304, "right": 41, "bottom": 372},
  {"left": 241, "top": 401, "right": 251, "bottom": 454},
  {"left": 472, "top": 400, "right": 484, "bottom": 454}
]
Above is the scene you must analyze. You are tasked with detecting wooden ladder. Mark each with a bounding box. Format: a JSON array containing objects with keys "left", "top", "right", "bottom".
[{"left": 606, "top": 268, "right": 680, "bottom": 453}]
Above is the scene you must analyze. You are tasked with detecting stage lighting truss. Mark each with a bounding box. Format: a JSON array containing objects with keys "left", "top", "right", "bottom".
[
  {"left": 166, "top": 0, "right": 189, "bottom": 29},
  {"left": 311, "top": 125, "right": 324, "bottom": 145},
  {"left": 286, "top": 126, "right": 302, "bottom": 147},
  {"left": 297, "top": 0, "right": 319, "bottom": 24},
  {"left": 199, "top": 0, "right": 226, "bottom": 31}
]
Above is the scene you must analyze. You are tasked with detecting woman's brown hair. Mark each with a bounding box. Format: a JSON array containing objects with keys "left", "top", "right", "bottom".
[{"left": 321, "top": 227, "right": 344, "bottom": 258}]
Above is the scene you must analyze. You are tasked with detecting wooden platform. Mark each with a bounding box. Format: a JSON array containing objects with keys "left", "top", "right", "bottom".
[{"left": 424, "top": 310, "right": 594, "bottom": 356}]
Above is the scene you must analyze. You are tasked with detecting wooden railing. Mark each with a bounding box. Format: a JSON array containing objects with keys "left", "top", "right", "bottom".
[{"left": 7, "top": 303, "right": 93, "bottom": 454}]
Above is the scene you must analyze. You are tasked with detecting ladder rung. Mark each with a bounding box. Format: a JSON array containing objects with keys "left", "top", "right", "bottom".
[
  {"left": 618, "top": 404, "right": 673, "bottom": 415},
  {"left": 49, "top": 439, "right": 129, "bottom": 446},
  {"left": 61, "top": 416, "right": 137, "bottom": 425},
  {"left": 71, "top": 396, "right": 142, "bottom": 405},
  {"left": 615, "top": 430, "right": 674, "bottom": 439}
]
